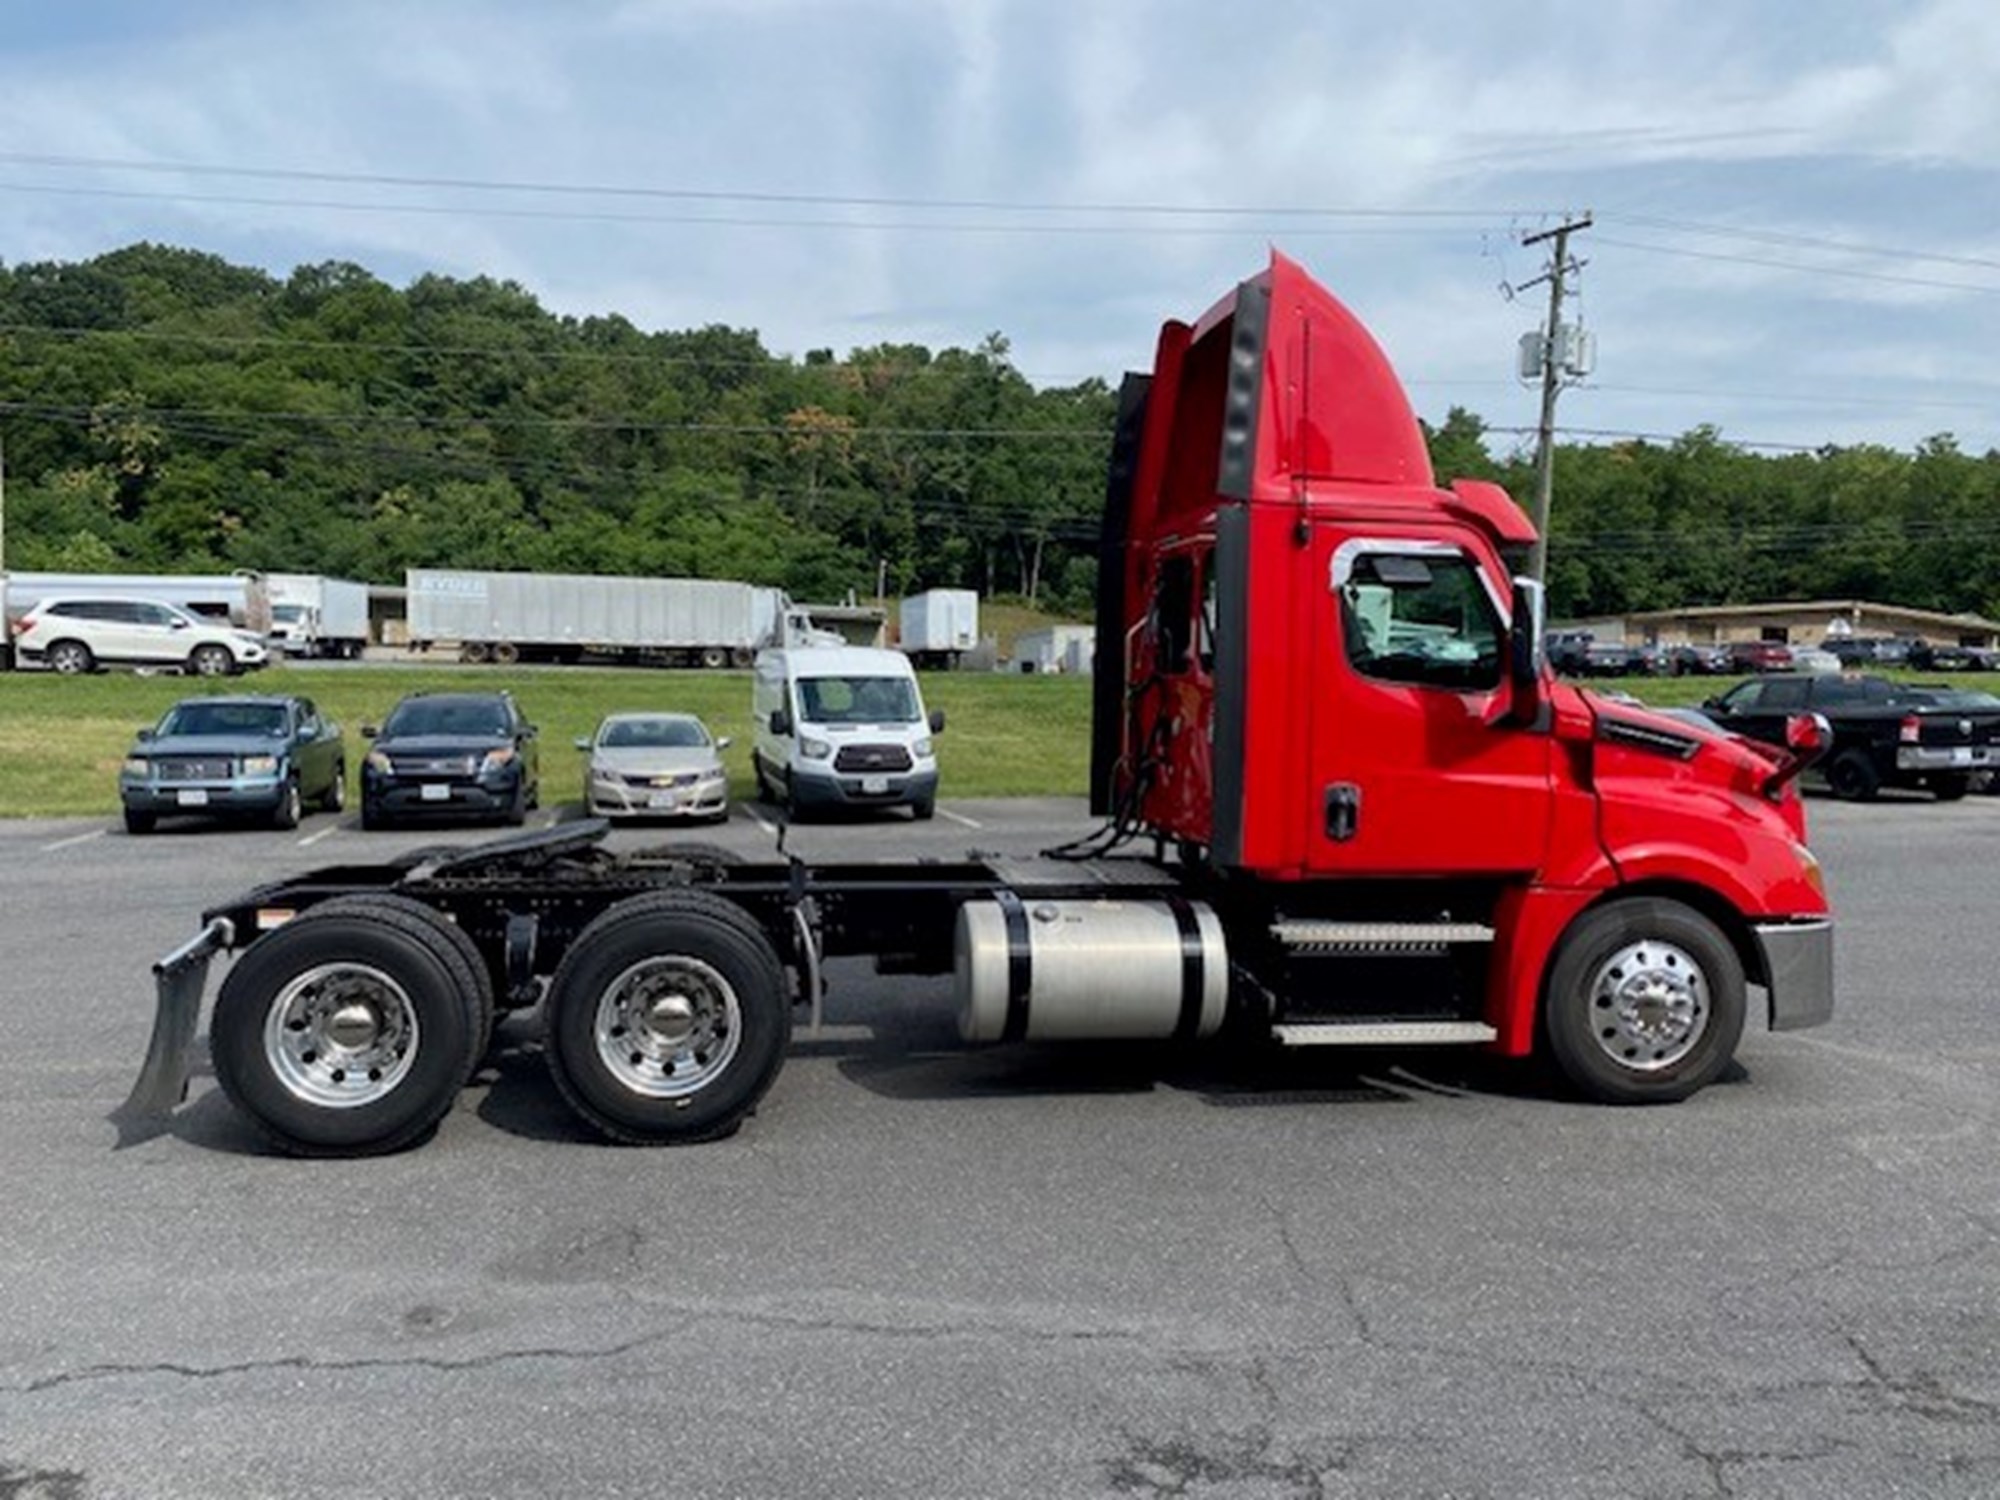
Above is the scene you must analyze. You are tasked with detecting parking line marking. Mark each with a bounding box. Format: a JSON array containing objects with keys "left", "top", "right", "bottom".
[
  {"left": 297, "top": 824, "right": 340, "bottom": 847},
  {"left": 938, "top": 807, "right": 983, "bottom": 828},
  {"left": 742, "top": 805, "right": 779, "bottom": 836},
  {"left": 40, "top": 828, "right": 108, "bottom": 852}
]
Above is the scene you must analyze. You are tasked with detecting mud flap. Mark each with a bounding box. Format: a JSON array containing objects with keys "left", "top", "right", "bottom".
[{"left": 111, "top": 918, "right": 234, "bottom": 1146}]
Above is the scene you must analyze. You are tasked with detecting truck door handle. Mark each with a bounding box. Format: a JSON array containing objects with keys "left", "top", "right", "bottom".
[{"left": 1325, "top": 783, "right": 1361, "bottom": 842}]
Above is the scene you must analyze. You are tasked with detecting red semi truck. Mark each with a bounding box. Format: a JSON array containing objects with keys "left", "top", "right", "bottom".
[{"left": 126, "top": 253, "right": 1834, "bottom": 1155}]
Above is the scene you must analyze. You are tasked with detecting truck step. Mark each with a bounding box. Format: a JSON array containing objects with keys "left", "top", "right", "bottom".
[
  {"left": 1271, "top": 920, "right": 1494, "bottom": 951},
  {"left": 1273, "top": 1020, "right": 1498, "bottom": 1047}
]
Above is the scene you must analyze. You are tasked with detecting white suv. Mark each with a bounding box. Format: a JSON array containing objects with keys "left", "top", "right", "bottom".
[{"left": 11, "top": 597, "right": 269, "bottom": 676}]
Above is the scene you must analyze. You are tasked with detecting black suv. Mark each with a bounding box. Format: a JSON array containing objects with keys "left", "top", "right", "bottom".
[{"left": 360, "top": 691, "right": 540, "bottom": 829}]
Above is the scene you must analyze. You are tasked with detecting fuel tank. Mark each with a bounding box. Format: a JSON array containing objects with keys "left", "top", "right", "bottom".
[{"left": 953, "top": 897, "right": 1229, "bottom": 1043}]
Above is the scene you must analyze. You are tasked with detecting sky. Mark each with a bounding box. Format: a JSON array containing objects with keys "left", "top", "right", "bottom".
[{"left": 1, "top": 0, "right": 1997, "bottom": 461}]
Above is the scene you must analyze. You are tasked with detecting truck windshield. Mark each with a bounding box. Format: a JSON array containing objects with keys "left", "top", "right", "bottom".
[
  {"left": 272, "top": 605, "right": 306, "bottom": 623},
  {"left": 798, "top": 676, "right": 920, "bottom": 725},
  {"left": 159, "top": 702, "right": 288, "bottom": 738}
]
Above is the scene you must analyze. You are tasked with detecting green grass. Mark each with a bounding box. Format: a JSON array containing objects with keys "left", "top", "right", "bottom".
[{"left": 0, "top": 665, "right": 1095, "bottom": 818}]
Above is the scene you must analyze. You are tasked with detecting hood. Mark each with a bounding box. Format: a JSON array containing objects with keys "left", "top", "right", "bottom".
[
  {"left": 378, "top": 732, "right": 513, "bottom": 755},
  {"left": 590, "top": 746, "right": 721, "bottom": 775},
  {"left": 132, "top": 732, "right": 288, "bottom": 759}
]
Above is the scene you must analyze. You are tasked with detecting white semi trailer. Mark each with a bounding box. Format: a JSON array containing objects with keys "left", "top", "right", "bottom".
[{"left": 407, "top": 569, "right": 790, "bottom": 668}]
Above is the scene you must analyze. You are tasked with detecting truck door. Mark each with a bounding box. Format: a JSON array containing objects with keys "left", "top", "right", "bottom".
[{"left": 1306, "top": 535, "right": 1552, "bottom": 876}]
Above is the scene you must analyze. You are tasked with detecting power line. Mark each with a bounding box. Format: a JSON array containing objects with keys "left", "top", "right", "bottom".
[
  {"left": 1595, "top": 235, "right": 2000, "bottom": 296},
  {"left": 1610, "top": 213, "right": 2000, "bottom": 277},
  {"left": 0, "top": 150, "right": 1546, "bottom": 221},
  {"left": 0, "top": 179, "right": 1518, "bottom": 239}
]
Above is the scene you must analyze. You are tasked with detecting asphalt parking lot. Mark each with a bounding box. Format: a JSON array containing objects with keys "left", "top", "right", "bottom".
[{"left": 3, "top": 793, "right": 1999, "bottom": 1498}]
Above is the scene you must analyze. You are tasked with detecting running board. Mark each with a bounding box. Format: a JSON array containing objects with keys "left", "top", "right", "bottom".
[
  {"left": 1273, "top": 1021, "right": 1498, "bottom": 1047},
  {"left": 1272, "top": 920, "right": 1494, "bottom": 951}
]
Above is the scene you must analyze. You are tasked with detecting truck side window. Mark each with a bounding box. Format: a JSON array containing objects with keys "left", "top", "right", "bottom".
[
  {"left": 1153, "top": 555, "right": 1196, "bottom": 675},
  {"left": 1337, "top": 552, "right": 1502, "bottom": 692},
  {"left": 1758, "top": 679, "right": 1810, "bottom": 711},
  {"left": 1196, "top": 556, "right": 1218, "bottom": 675}
]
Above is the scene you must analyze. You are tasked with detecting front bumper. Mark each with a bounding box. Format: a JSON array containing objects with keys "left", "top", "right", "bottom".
[
  {"left": 364, "top": 771, "right": 521, "bottom": 819},
  {"left": 121, "top": 775, "right": 287, "bottom": 815},
  {"left": 588, "top": 778, "right": 729, "bottom": 819},
  {"left": 790, "top": 764, "right": 939, "bottom": 810},
  {"left": 1754, "top": 919, "right": 1835, "bottom": 1030}
]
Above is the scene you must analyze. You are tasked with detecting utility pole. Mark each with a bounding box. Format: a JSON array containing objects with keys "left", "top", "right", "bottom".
[
  {"left": 1515, "top": 214, "right": 1593, "bottom": 583},
  {"left": 0, "top": 430, "right": 9, "bottom": 670}
]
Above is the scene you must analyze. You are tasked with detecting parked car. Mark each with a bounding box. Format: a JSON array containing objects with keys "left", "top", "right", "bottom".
[
  {"left": 576, "top": 712, "right": 731, "bottom": 822},
  {"left": 1907, "top": 641, "right": 2000, "bottom": 672},
  {"left": 1823, "top": 636, "right": 1911, "bottom": 667},
  {"left": 11, "top": 595, "right": 268, "bottom": 676},
  {"left": 1790, "top": 646, "right": 1844, "bottom": 674},
  {"left": 1726, "top": 641, "right": 1795, "bottom": 674},
  {"left": 360, "top": 691, "right": 540, "bottom": 829},
  {"left": 1544, "top": 629, "right": 1595, "bottom": 676},
  {"left": 119, "top": 695, "right": 344, "bottom": 833},
  {"left": 1703, "top": 673, "right": 2000, "bottom": 800},
  {"left": 1666, "top": 643, "right": 1733, "bottom": 676},
  {"left": 1568, "top": 641, "right": 1652, "bottom": 677}
]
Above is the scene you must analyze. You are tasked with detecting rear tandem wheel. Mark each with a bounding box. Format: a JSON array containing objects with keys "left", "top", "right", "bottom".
[{"left": 542, "top": 889, "right": 791, "bottom": 1145}]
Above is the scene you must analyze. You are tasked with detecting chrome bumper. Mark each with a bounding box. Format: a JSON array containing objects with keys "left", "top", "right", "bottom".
[{"left": 1754, "top": 919, "right": 1834, "bottom": 1031}]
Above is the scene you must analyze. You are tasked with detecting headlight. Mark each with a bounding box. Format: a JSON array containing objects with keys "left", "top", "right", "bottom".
[
  {"left": 591, "top": 764, "right": 620, "bottom": 783},
  {"left": 365, "top": 750, "right": 392, "bottom": 773},
  {"left": 914, "top": 737, "right": 933, "bottom": 759},
  {"left": 241, "top": 755, "right": 279, "bottom": 776},
  {"left": 800, "top": 736, "right": 833, "bottom": 760},
  {"left": 481, "top": 747, "right": 518, "bottom": 773},
  {"left": 121, "top": 757, "right": 149, "bottom": 777}
]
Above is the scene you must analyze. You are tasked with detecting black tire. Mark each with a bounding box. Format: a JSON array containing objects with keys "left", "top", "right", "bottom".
[
  {"left": 271, "top": 776, "right": 303, "bottom": 830},
  {"left": 123, "top": 808, "right": 156, "bottom": 835},
  {"left": 361, "top": 797, "right": 387, "bottom": 831},
  {"left": 461, "top": 642, "right": 491, "bottom": 665},
  {"left": 189, "top": 643, "right": 235, "bottom": 678},
  {"left": 502, "top": 781, "right": 528, "bottom": 827},
  {"left": 1931, "top": 773, "right": 1971, "bottom": 802},
  {"left": 209, "top": 906, "right": 482, "bottom": 1155},
  {"left": 1542, "top": 897, "right": 1746, "bottom": 1105},
  {"left": 911, "top": 796, "right": 935, "bottom": 821},
  {"left": 323, "top": 763, "right": 347, "bottom": 813},
  {"left": 543, "top": 890, "right": 791, "bottom": 1145},
  {"left": 699, "top": 647, "right": 728, "bottom": 670},
  {"left": 48, "top": 639, "right": 95, "bottom": 675},
  {"left": 1826, "top": 750, "right": 1880, "bottom": 802},
  {"left": 490, "top": 641, "right": 521, "bottom": 667},
  {"left": 309, "top": 894, "right": 497, "bottom": 1059},
  {"left": 754, "top": 758, "right": 775, "bottom": 803},
  {"left": 730, "top": 647, "right": 754, "bottom": 668}
]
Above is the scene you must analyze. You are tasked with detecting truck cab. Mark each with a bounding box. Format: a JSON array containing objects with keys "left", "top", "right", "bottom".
[{"left": 1093, "top": 253, "right": 1832, "bottom": 1094}]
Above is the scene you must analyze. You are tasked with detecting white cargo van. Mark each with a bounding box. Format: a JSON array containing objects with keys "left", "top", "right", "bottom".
[{"left": 753, "top": 646, "right": 943, "bottom": 818}]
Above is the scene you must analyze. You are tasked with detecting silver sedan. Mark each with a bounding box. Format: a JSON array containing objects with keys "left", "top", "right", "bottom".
[{"left": 576, "top": 713, "right": 731, "bottom": 822}]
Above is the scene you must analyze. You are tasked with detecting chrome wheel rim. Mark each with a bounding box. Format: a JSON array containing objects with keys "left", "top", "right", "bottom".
[
  {"left": 263, "top": 962, "right": 420, "bottom": 1107},
  {"left": 1587, "top": 939, "right": 1708, "bottom": 1071},
  {"left": 593, "top": 955, "right": 741, "bottom": 1098}
]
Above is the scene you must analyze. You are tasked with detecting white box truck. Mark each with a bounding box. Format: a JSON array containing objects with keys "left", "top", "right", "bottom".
[
  {"left": 898, "top": 589, "right": 978, "bottom": 669},
  {"left": 267, "top": 574, "right": 371, "bottom": 658},
  {"left": 407, "top": 569, "right": 789, "bottom": 668}
]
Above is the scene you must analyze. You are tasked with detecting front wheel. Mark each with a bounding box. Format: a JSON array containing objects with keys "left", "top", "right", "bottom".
[
  {"left": 323, "top": 763, "right": 347, "bottom": 812},
  {"left": 1541, "top": 897, "right": 1746, "bottom": 1105},
  {"left": 189, "top": 643, "right": 235, "bottom": 677},
  {"left": 543, "top": 890, "right": 790, "bottom": 1144},
  {"left": 911, "top": 796, "right": 936, "bottom": 821},
  {"left": 271, "top": 776, "right": 303, "bottom": 830},
  {"left": 1931, "top": 772, "right": 1971, "bottom": 802},
  {"left": 123, "top": 808, "right": 156, "bottom": 835}
]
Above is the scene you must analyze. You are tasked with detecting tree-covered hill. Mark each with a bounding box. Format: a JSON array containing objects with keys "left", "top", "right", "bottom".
[{"left": 4, "top": 243, "right": 1997, "bottom": 621}]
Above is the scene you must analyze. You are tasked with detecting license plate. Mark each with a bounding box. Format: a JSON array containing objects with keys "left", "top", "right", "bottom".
[
  {"left": 176, "top": 789, "right": 209, "bottom": 807},
  {"left": 420, "top": 782, "right": 451, "bottom": 801},
  {"left": 647, "top": 791, "right": 681, "bottom": 809},
  {"left": 861, "top": 775, "right": 889, "bottom": 794}
]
